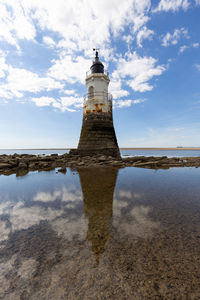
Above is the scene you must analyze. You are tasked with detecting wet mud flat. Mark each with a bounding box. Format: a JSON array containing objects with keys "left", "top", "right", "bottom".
[
  {"left": 1, "top": 153, "right": 200, "bottom": 176},
  {"left": 1, "top": 166, "right": 200, "bottom": 299}
]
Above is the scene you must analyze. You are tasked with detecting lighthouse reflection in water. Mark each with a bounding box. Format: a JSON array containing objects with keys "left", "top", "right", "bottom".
[{"left": 79, "top": 167, "right": 118, "bottom": 263}]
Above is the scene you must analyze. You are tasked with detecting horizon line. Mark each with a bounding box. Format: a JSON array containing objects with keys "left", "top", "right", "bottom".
[{"left": 1, "top": 147, "right": 200, "bottom": 151}]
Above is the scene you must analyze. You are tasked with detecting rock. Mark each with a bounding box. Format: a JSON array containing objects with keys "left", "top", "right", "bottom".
[
  {"left": 111, "top": 161, "right": 123, "bottom": 166},
  {"left": 68, "top": 161, "right": 77, "bottom": 164},
  {"left": 16, "top": 169, "right": 29, "bottom": 177},
  {"left": 38, "top": 162, "right": 50, "bottom": 168},
  {"left": 29, "top": 163, "right": 36, "bottom": 169},
  {"left": 9, "top": 160, "right": 18, "bottom": 167},
  {"left": 40, "top": 156, "right": 55, "bottom": 162},
  {"left": 0, "top": 163, "right": 12, "bottom": 169},
  {"left": 18, "top": 161, "right": 28, "bottom": 169},
  {"left": 77, "top": 162, "right": 85, "bottom": 166},
  {"left": 98, "top": 155, "right": 106, "bottom": 161},
  {"left": 58, "top": 167, "right": 67, "bottom": 174}
]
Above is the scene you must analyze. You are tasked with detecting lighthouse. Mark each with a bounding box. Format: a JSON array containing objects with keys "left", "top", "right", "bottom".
[{"left": 71, "top": 49, "right": 120, "bottom": 158}]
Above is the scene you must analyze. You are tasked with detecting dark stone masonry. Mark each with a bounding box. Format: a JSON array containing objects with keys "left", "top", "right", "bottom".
[{"left": 70, "top": 112, "right": 120, "bottom": 158}]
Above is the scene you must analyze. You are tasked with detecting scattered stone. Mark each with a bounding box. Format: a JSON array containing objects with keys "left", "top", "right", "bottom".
[
  {"left": 0, "top": 153, "right": 200, "bottom": 176},
  {"left": 18, "top": 161, "right": 28, "bottom": 169},
  {"left": 58, "top": 167, "right": 67, "bottom": 174},
  {"left": 77, "top": 162, "right": 85, "bottom": 166},
  {"left": 0, "top": 163, "right": 12, "bottom": 169}
]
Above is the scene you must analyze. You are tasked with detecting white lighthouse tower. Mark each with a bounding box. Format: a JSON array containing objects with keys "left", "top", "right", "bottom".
[
  {"left": 70, "top": 49, "right": 120, "bottom": 158},
  {"left": 84, "top": 50, "right": 112, "bottom": 115}
]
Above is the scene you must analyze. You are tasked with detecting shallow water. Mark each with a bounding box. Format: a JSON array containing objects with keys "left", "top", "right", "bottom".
[
  {"left": 0, "top": 167, "right": 200, "bottom": 299},
  {"left": 1, "top": 148, "right": 200, "bottom": 157}
]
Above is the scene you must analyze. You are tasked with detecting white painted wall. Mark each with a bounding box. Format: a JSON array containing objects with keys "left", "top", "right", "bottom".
[{"left": 84, "top": 73, "right": 111, "bottom": 113}]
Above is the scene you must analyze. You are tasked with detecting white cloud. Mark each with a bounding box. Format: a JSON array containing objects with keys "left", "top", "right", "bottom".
[
  {"left": 115, "top": 99, "right": 146, "bottom": 108},
  {"left": 179, "top": 45, "right": 188, "bottom": 53},
  {"left": 195, "top": 0, "right": 200, "bottom": 5},
  {"left": 153, "top": 0, "right": 190, "bottom": 12},
  {"left": 0, "top": 52, "right": 8, "bottom": 78},
  {"left": 123, "top": 34, "right": 134, "bottom": 45},
  {"left": 112, "top": 52, "right": 165, "bottom": 92},
  {"left": 136, "top": 26, "right": 154, "bottom": 47},
  {"left": 7, "top": 66, "right": 63, "bottom": 93},
  {"left": 179, "top": 42, "right": 199, "bottom": 54},
  {"left": 31, "top": 95, "right": 83, "bottom": 112},
  {"left": 161, "top": 27, "right": 189, "bottom": 47},
  {"left": 193, "top": 42, "right": 199, "bottom": 48},
  {"left": 109, "top": 79, "right": 129, "bottom": 99},
  {"left": 63, "top": 89, "right": 75, "bottom": 95},
  {"left": 0, "top": 1, "right": 36, "bottom": 50},
  {"left": 60, "top": 96, "right": 83, "bottom": 110},
  {"left": 0, "top": 99, "right": 8, "bottom": 105},
  {"left": 48, "top": 55, "right": 91, "bottom": 84},
  {"left": 43, "top": 36, "right": 55, "bottom": 48},
  {"left": 132, "top": 14, "right": 150, "bottom": 33},
  {"left": 195, "top": 64, "right": 200, "bottom": 71},
  {"left": 0, "top": 0, "right": 151, "bottom": 56},
  {"left": 0, "top": 66, "right": 63, "bottom": 99},
  {"left": 31, "top": 97, "right": 56, "bottom": 107}
]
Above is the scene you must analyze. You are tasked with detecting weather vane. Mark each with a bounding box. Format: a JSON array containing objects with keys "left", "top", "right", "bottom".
[{"left": 93, "top": 48, "right": 99, "bottom": 58}]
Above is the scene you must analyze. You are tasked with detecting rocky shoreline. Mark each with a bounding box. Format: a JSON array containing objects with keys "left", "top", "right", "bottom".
[{"left": 1, "top": 153, "right": 200, "bottom": 176}]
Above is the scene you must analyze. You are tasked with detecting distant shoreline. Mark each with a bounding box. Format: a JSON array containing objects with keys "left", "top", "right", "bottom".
[
  {"left": 120, "top": 147, "right": 200, "bottom": 150},
  {"left": 1, "top": 147, "right": 200, "bottom": 151}
]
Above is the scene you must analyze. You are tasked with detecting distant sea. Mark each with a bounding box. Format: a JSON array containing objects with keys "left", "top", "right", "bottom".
[{"left": 1, "top": 148, "right": 200, "bottom": 157}]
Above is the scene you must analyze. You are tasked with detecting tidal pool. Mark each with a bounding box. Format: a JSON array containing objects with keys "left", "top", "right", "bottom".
[{"left": 0, "top": 167, "right": 200, "bottom": 299}]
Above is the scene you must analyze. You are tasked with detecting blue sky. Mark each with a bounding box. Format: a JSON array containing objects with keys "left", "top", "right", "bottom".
[{"left": 0, "top": 0, "right": 200, "bottom": 148}]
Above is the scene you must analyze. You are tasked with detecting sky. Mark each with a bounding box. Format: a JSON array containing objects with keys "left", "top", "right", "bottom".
[{"left": 0, "top": 0, "right": 200, "bottom": 148}]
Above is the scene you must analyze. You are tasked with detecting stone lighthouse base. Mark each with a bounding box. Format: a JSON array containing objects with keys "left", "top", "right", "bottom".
[{"left": 69, "top": 112, "right": 120, "bottom": 158}]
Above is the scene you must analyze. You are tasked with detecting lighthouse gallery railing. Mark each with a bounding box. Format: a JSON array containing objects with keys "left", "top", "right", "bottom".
[
  {"left": 83, "top": 92, "right": 113, "bottom": 105},
  {"left": 86, "top": 69, "right": 109, "bottom": 77}
]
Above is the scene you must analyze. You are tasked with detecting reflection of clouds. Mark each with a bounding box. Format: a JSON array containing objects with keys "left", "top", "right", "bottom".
[
  {"left": 0, "top": 255, "right": 37, "bottom": 296},
  {"left": 118, "top": 190, "right": 132, "bottom": 199},
  {"left": 0, "top": 201, "right": 13, "bottom": 215},
  {"left": 116, "top": 190, "right": 144, "bottom": 201},
  {"left": 0, "top": 220, "right": 10, "bottom": 242},
  {"left": 0, "top": 200, "right": 64, "bottom": 242},
  {"left": 18, "top": 258, "right": 37, "bottom": 280},
  {"left": 114, "top": 190, "right": 160, "bottom": 238},
  {"left": 0, "top": 186, "right": 83, "bottom": 243},
  {"left": 113, "top": 199, "right": 128, "bottom": 217},
  {"left": 114, "top": 190, "right": 144, "bottom": 217},
  {"left": 0, "top": 255, "right": 17, "bottom": 295},
  {"left": 33, "top": 186, "right": 82, "bottom": 203},
  {"left": 33, "top": 190, "right": 62, "bottom": 202},
  {"left": 52, "top": 215, "right": 88, "bottom": 241},
  {"left": 9, "top": 201, "right": 63, "bottom": 232}
]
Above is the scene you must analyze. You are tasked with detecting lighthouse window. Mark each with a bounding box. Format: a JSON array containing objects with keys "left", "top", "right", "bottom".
[{"left": 88, "top": 86, "right": 94, "bottom": 99}]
